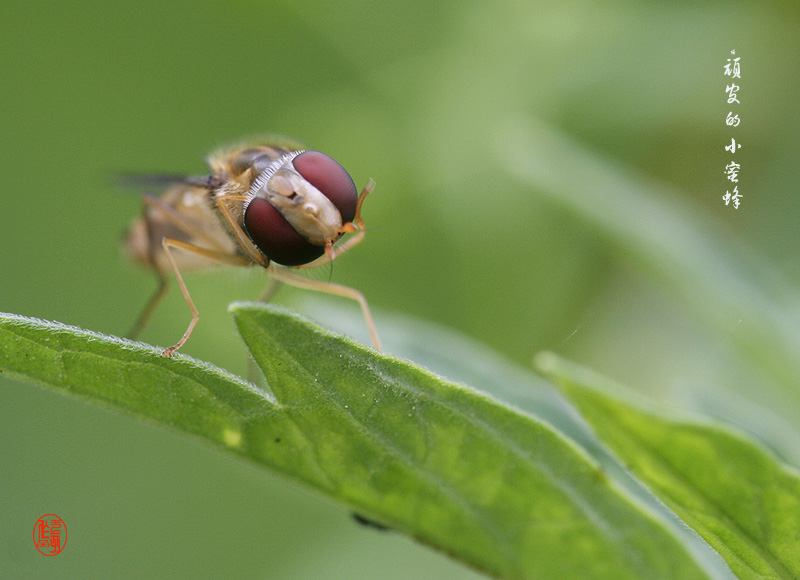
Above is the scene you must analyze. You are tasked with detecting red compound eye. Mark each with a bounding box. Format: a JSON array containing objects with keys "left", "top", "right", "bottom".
[
  {"left": 292, "top": 151, "right": 357, "bottom": 223},
  {"left": 243, "top": 151, "right": 358, "bottom": 266},
  {"left": 243, "top": 197, "right": 326, "bottom": 266}
]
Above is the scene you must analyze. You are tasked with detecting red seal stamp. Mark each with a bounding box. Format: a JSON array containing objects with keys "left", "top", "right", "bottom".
[{"left": 33, "top": 514, "right": 67, "bottom": 556}]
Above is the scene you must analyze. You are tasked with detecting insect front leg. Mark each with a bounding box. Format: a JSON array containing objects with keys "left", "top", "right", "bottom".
[
  {"left": 215, "top": 193, "right": 268, "bottom": 267},
  {"left": 160, "top": 238, "right": 250, "bottom": 357},
  {"left": 267, "top": 265, "right": 382, "bottom": 350},
  {"left": 129, "top": 192, "right": 238, "bottom": 339},
  {"left": 295, "top": 179, "right": 375, "bottom": 270}
]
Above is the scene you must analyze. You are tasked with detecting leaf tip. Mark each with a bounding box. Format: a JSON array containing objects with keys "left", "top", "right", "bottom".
[{"left": 227, "top": 301, "right": 254, "bottom": 315}]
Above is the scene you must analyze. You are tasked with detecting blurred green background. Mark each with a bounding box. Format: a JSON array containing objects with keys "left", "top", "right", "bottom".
[{"left": 2, "top": 1, "right": 798, "bottom": 578}]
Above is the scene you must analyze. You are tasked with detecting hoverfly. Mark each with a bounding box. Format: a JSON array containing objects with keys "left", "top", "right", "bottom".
[{"left": 124, "top": 137, "right": 381, "bottom": 357}]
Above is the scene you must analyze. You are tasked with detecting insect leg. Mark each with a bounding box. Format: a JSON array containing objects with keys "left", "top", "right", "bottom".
[
  {"left": 160, "top": 238, "right": 251, "bottom": 357},
  {"left": 127, "top": 197, "right": 170, "bottom": 339},
  {"left": 246, "top": 276, "right": 284, "bottom": 387},
  {"left": 294, "top": 179, "right": 375, "bottom": 270},
  {"left": 267, "top": 265, "right": 382, "bottom": 350},
  {"left": 258, "top": 277, "right": 282, "bottom": 303},
  {"left": 215, "top": 194, "right": 268, "bottom": 267},
  {"left": 128, "top": 274, "right": 168, "bottom": 340},
  {"left": 129, "top": 193, "right": 238, "bottom": 339},
  {"left": 352, "top": 179, "right": 375, "bottom": 230}
]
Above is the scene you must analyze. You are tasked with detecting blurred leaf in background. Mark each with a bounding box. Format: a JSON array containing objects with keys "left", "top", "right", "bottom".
[{"left": 1, "top": 0, "right": 798, "bottom": 578}]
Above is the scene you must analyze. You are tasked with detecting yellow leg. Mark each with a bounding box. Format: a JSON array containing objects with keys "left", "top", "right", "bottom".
[
  {"left": 295, "top": 179, "right": 375, "bottom": 270},
  {"left": 129, "top": 193, "right": 234, "bottom": 339},
  {"left": 268, "top": 264, "right": 382, "bottom": 350},
  {"left": 128, "top": 197, "right": 170, "bottom": 339},
  {"left": 128, "top": 275, "right": 168, "bottom": 340},
  {"left": 258, "top": 277, "right": 283, "bottom": 303},
  {"left": 160, "top": 237, "right": 250, "bottom": 357},
  {"left": 214, "top": 193, "right": 268, "bottom": 266}
]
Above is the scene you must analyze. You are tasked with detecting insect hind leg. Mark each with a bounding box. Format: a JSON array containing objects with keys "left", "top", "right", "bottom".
[{"left": 127, "top": 195, "right": 171, "bottom": 340}]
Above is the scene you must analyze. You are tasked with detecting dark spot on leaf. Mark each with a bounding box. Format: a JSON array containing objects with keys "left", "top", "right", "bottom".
[{"left": 352, "top": 513, "right": 391, "bottom": 531}]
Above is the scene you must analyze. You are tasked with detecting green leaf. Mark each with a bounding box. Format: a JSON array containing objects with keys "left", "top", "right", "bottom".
[
  {"left": 232, "top": 303, "right": 710, "bottom": 580},
  {"left": 0, "top": 307, "right": 710, "bottom": 580},
  {"left": 538, "top": 352, "right": 800, "bottom": 580}
]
